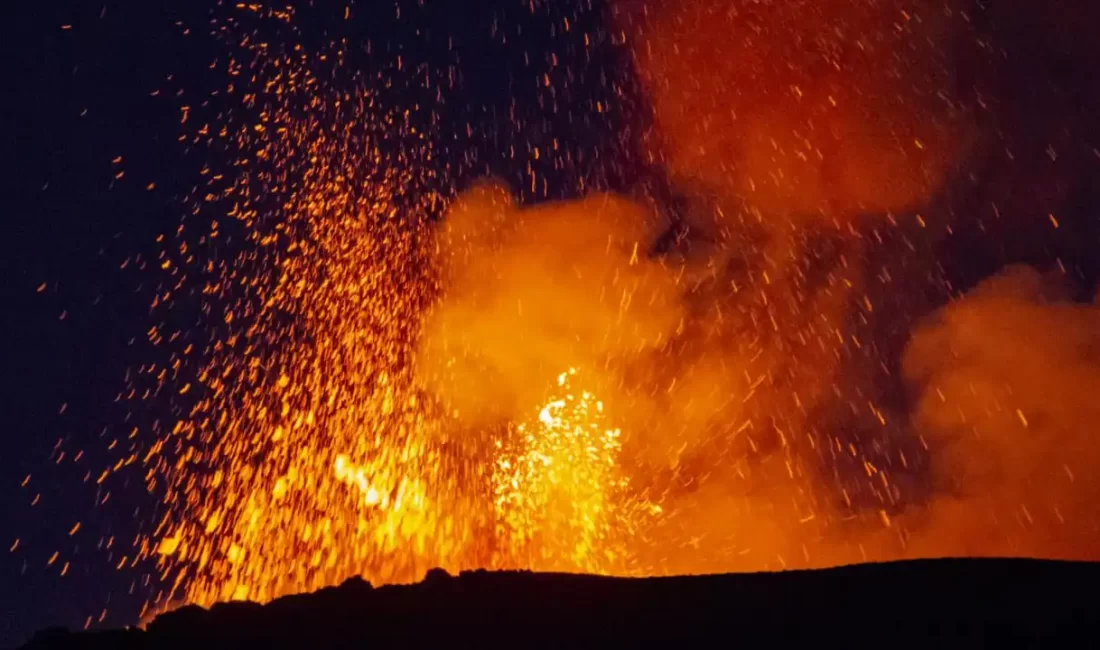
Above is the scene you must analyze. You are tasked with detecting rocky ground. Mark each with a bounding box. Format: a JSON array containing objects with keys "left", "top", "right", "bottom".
[{"left": 21, "top": 558, "right": 1100, "bottom": 648}]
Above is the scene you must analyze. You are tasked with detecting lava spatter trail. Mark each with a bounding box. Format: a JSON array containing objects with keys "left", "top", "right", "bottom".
[
  {"left": 126, "top": 7, "right": 483, "bottom": 613},
  {"left": 127, "top": 4, "right": 641, "bottom": 617}
]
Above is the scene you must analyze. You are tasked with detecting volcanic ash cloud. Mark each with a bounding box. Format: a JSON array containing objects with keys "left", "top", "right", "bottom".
[
  {"left": 901, "top": 265, "right": 1100, "bottom": 560},
  {"left": 415, "top": 179, "right": 684, "bottom": 428},
  {"left": 613, "top": 0, "right": 975, "bottom": 224},
  {"left": 414, "top": 180, "right": 881, "bottom": 573}
]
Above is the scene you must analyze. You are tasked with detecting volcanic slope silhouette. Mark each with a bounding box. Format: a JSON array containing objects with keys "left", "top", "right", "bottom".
[{"left": 22, "top": 559, "right": 1100, "bottom": 648}]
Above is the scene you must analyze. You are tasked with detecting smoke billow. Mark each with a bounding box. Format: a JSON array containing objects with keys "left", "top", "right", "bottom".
[
  {"left": 900, "top": 265, "right": 1100, "bottom": 559},
  {"left": 415, "top": 190, "right": 1100, "bottom": 572},
  {"left": 415, "top": 179, "right": 684, "bottom": 428},
  {"left": 416, "top": 179, "right": 890, "bottom": 572},
  {"left": 603, "top": 0, "right": 1100, "bottom": 565},
  {"left": 614, "top": 0, "right": 976, "bottom": 224},
  {"left": 413, "top": 0, "right": 1100, "bottom": 572}
]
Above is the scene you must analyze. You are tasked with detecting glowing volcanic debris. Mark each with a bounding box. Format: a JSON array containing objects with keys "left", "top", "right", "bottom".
[
  {"left": 135, "top": 7, "right": 484, "bottom": 612},
  {"left": 492, "top": 368, "right": 658, "bottom": 573},
  {"left": 22, "top": 0, "right": 1100, "bottom": 634},
  {"left": 131, "top": 4, "right": 651, "bottom": 616}
]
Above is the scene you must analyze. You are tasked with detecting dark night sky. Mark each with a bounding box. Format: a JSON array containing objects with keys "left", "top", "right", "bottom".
[
  {"left": 4, "top": 4, "right": 205, "bottom": 644},
  {"left": 3, "top": 0, "right": 1099, "bottom": 646}
]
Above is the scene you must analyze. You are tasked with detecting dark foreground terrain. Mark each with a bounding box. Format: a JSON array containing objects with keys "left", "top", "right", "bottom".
[{"left": 22, "top": 559, "right": 1100, "bottom": 648}]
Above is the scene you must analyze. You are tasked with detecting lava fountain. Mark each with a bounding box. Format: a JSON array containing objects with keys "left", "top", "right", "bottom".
[{"left": 78, "top": 0, "right": 1100, "bottom": 625}]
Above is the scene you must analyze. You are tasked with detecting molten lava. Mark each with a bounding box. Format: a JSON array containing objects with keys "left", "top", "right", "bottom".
[{"left": 492, "top": 368, "right": 658, "bottom": 573}]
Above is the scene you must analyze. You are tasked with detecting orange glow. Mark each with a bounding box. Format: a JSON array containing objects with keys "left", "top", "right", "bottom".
[
  {"left": 84, "top": 1, "right": 1100, "bottom": 625},
  {"left": 134, "top": 7, "right": 668, "bottom": 614},
  {"left": 132, "top": 7, "right": 482, "bottom": 611},
  {"left": 492, "top": 368, "right": 659, "bottom": 573},
  {"left": 613, "top": 0, "right": 973, "bottom": 222}
]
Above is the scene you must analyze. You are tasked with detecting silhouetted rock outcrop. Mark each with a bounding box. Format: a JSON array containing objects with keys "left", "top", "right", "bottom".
[{"left": 22, "top": 559, "right": 1100, "bottom": 648}]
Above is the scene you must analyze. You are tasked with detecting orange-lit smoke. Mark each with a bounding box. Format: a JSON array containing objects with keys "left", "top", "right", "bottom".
[
  {"left": 412, "top": 0, "right": 1100, "bottom": 574},
  {"left": 900, "top": 265, "right": 1100, "bottom": 560},
  {"left": 416, "top": 179, "right": 681, "bottom": 428},
  {"left": 123, "top": 1, "right": 1100, "bottom": 620},
  {"left": 615, "top": 0, "right": 974, "bottom": 223},
  {"left": 416, "top": 179, "right": 888, "bottom": 573}
]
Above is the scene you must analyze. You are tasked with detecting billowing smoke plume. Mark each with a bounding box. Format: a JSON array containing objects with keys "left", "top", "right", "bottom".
[
  {"left": 900, "top": 265, "right": 1100, "bottom": 559},
  {"left": 415, "top": 190, "right": 1100, "bottom": 572},
  {"left": 416, "top": 179, "right": 683, "bottom": 427},
  {"left": 613, "top": 0, "right": 977, "bottom": 224},
  {"left": 414, "top": 0, "right": 1100, "bottom": 572},
  {"left": 416, "top": 178, "right": 892, "bottom": 572},
  {"left": 602, "top": 0, "right": 1100, "bottom": 565}
]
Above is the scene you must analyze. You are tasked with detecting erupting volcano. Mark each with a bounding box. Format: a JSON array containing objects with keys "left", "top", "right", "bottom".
[{"left": 9, "top": 0, "right": 1100, "bottom": 643}]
